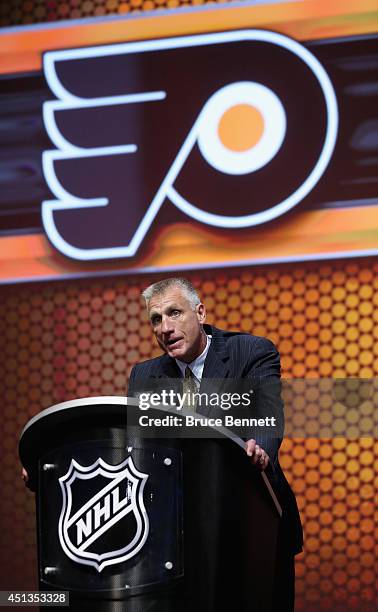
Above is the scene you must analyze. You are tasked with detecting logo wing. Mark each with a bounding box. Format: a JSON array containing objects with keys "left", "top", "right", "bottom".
[{"left": 42, "top": 45, "right": 174, "bottom": 260}]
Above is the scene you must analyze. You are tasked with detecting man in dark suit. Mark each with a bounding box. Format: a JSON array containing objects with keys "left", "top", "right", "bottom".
[{"left": 128, "top": 277, "right": 303, "bottom": 611}]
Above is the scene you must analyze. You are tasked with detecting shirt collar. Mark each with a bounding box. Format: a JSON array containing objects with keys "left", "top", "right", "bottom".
[{"left": 175, "top": 334, "right": 212, "bottom": 382}]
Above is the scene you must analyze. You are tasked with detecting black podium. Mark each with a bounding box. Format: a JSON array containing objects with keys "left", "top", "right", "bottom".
[{"left": 19, "top": 397, "right": 282, "bottom": 612}]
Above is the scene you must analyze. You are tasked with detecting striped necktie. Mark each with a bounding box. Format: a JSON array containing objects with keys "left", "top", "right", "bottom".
[{"left": 182, "top": 366, "right": 198, "bottom": 411}]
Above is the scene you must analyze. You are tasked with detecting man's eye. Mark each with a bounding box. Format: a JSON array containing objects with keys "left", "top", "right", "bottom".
[
  {"left": 151, "top": 316, "right": 161, "bottom": 325},
  {"left": 170, "top": 310, "right": 181, "bottom": 317}
]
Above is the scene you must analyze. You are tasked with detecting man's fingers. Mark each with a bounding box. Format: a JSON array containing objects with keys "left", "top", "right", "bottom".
[
  {"left": 252, "top": 445, "right": 262, "bottom": 461},
  {"left": 245, "top": 440, "right": 269, "bottom": 470},
  {"left": 245, "top": 439, "right": 256, "bottom": 456},
  {"left": 246, "top": 444, "right": 269, "bottom": 470},
  {"left": 259, "top": 453, "right": 269, "bottom": 470}
]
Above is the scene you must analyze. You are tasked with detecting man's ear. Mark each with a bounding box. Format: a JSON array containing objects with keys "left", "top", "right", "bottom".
[{"left": 196, "top": 302, "right": 206, "bottom": 322}]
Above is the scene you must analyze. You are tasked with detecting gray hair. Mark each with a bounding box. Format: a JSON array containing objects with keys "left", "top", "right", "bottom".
[{"left": 142, "top": 278, "right": 201, "bottom": 310}]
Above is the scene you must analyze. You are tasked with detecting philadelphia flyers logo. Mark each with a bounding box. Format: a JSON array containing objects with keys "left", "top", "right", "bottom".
[{"left": 42, "top": 30, "right": 338, "bottom": 261}]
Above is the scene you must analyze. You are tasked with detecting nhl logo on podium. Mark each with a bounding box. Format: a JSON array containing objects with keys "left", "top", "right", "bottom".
[{"left": 58, "top": 457, "right": 149, "bottom": 572}]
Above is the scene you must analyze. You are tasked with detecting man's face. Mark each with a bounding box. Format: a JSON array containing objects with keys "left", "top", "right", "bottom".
[{"left": 147, "top": 287, "right": 206, "bottom": 363}]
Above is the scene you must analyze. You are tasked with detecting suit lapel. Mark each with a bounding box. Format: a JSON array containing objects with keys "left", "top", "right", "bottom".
[
  {"left": 201, "top": 325, "right": 230, "bottom": 381},
  {"left": 158, "top": 354, "right": 182, "bottom": 378},
  {"left": 139, "top": 353, "right": 181, "bottom": 379},
  {"left": 144, "top": 354, "right": 182, "bottom": 400},
  {"left": 197, "top": 326, "right": 230, "bottom": 417}
]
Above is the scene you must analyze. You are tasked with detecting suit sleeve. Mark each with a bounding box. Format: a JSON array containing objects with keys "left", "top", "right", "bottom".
[{"left": 242, "top": 336, "right": 284, "bottom": 466}]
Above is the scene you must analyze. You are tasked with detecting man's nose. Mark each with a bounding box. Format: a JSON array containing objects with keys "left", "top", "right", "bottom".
[{"left": 161, "top": 316, "right": 174, "bottom": 334}]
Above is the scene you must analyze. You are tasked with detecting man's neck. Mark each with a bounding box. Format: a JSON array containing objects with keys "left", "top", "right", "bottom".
[{"left": 175, "top": 334, "right": 211, "bottom": 379}]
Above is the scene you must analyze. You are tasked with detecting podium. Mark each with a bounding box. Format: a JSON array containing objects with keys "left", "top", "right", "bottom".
[{"left": 19, "top": 397, "right": 282, "bottom": 611}]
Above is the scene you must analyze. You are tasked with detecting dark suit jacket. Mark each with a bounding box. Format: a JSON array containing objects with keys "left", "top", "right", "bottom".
[{"left": 128, "top": 324, "right": 303, "bottom": 554}]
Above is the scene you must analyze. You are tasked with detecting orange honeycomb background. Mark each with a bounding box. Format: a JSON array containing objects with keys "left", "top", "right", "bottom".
[
  {"left": 1, "top": 259, "right": 377, "bottom": 610},
  {"left": 0, "top": 0, "right": 226, "bottom": 25}
]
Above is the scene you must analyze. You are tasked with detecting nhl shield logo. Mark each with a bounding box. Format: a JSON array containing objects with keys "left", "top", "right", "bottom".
[{"left": 58, "top": 457, "right": 149, "bottom": 572}]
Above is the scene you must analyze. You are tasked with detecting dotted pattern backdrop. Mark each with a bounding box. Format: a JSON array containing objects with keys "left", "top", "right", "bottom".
[
  {"left": 1, "top": 259, "right": 377, "bottom": 611},
  {"left": 0, "top": 0, "right": 231, "bottom": 26}
]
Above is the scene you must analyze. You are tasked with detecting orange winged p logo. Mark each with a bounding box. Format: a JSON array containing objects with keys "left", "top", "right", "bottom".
[{"left": 42, "top": 30, "right": 338, "bottom": 261}]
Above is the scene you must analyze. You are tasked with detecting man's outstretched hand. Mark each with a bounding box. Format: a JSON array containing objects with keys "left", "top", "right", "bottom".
[{"left": 245, "top": 439, "right": 269, "bottom": 470}]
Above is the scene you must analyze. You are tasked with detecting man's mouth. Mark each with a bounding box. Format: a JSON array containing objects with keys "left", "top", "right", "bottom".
[{"left": 166, "top": 337, "right": 183, "bottom": 349}]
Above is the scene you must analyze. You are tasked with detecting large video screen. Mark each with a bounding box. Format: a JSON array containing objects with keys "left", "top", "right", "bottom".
[{"left": 0, "top": 0, "right": 377, "bottom": 283}]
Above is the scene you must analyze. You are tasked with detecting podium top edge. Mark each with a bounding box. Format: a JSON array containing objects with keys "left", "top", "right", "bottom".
[
  {"left": 20, "top": 395, "right": 138, "bottom": 440},
  {"left": 19, "top": 396, "right": 283, "bottom": 517}
]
